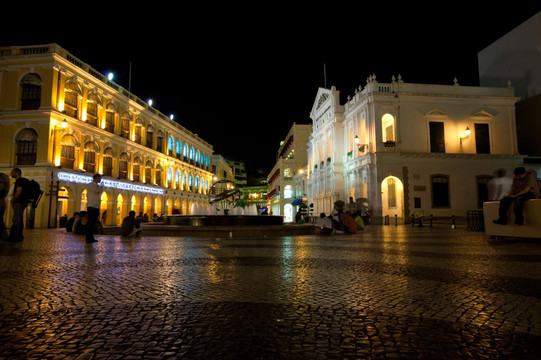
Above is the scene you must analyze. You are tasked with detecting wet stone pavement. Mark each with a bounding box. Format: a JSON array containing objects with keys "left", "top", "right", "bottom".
[{"left": 1, "top": 225, "right": 541, "bottom": 359}]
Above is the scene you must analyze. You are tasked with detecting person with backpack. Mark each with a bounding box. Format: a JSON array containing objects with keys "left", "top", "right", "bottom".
[{"left": 7, "top": 168, "right": 29, "bottom": 242}]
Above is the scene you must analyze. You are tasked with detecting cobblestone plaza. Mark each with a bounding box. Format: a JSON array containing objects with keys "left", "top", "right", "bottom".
[{"left": 1, "top": 225, "right": 540, "bottom": 359}]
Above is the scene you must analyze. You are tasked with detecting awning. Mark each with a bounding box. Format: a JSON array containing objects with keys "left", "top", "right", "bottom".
[{"left": 291, "top": 198, "right": 302, "bottom": 205}]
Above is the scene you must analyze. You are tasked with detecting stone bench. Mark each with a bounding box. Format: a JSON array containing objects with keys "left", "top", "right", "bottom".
[{"left": 483, "top": 200, "right": 541, "bottom": 239}]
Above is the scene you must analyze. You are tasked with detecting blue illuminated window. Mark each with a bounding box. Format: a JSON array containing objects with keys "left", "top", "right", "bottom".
[
  {"left": 175, "top": 170, "right": 180, "bottom": 184},
  {"left": 183, "top": 144, "right": 188, "bottom": 157},
  {"left": 176, "top": 140, "right": 181, "bottom": 155},
  {"left": 168, "top": 136, "right": 174, "bottom": 152},
  {"left": 189, "top": 147, "right": 194, "bottom": 160},
  {"left": 195, "top": 150, "right": 200, "bottom": 163}
]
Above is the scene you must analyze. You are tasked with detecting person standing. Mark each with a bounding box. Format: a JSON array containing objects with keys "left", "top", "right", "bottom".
[
  {"left": 85, "top": 174, "right": 102, "bottom": 243},
  {"left": 8, "top": 168, "right": 29, "bottom": 242},
  {"left": 0, "top": 172, "right": 10, "bottom": 240},
  {"left": 487, "top": 169, "right": 512, "bottom": 201}
]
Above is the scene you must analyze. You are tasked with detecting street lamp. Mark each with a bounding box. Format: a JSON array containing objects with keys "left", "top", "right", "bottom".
[
  {"left": 460, "top": 127, "right": 471, "bottom": 145},
  {"left": 354, "top": 135, "right": 368, "bottom": 152}
]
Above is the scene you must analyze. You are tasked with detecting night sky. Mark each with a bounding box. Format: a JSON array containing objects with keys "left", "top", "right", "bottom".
[{"left": 2, "top": 6, "right": 541, "bottom": 174}]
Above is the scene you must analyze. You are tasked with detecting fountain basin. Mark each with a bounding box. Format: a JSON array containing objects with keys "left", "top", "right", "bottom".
[{"left": 164, "top": 215, "right": 283, "bottom": 226}]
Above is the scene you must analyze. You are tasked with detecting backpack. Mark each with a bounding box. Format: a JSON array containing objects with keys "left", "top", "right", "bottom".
[{"left": 25, "top": 179, "right": 43, "bottom": 208}]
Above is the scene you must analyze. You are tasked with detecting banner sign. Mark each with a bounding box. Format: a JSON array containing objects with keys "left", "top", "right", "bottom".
[{"left": 57, "top": 171, "right": 164, "bottom": 195}]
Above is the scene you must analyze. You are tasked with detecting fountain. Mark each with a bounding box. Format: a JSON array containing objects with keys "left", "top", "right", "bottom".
[
  {"left": 140, "top": 180, "right": 314, "bottom": 237},
  {"left": 164, "top": 180, "right": 283, "bottom": 227}
]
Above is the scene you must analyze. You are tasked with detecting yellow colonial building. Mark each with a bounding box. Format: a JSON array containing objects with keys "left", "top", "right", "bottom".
[{"left": 0, "top": 44, "right": 214, "bottom": 228}]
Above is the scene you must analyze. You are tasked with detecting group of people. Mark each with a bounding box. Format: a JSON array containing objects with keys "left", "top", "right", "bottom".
[
  {"left": 491, "top": 167, "right": 540, "bottom": 226},
  {"left": 317, "top": 198, "right": 367, "bottom": 235}
]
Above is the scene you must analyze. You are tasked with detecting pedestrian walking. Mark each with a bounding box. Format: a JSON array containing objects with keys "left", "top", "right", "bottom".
[
  {"left": 7, "top": 168, "right": 29, "bottom": 242},
  {"left": 0, "top": 172, "right": 10, "bottom": 240},
  {"left": 85, "top": 174, "right": 102, "bottom": 243}
]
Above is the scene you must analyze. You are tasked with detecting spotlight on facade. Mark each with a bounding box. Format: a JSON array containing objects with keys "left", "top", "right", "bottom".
[
  {"left": 170, "top": 114, "right": 174, "bottom": 120},
  {"left": 148, "top": 99, "right": 153, "bottom": 107},
  {"left": 61, "top": 119, "right": 68, "bottom": 128},
  {"left": 107, "top": 73, "right": 114, "bottom": 81}
]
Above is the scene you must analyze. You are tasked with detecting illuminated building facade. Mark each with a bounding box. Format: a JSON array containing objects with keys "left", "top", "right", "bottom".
[
  {"left": 0, "top": 44, "right": 213, "bottom": 228},
  {"left": 308, "top": 78, "right": 524, "bottom": 223},
  {"left": 267, "top": 123, "right": 311, "bottom": 221}
]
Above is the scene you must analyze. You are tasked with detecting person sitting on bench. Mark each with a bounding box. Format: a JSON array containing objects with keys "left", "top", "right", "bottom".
[{"left": 493, "top": 167, "right": 540, "bottom": 226}]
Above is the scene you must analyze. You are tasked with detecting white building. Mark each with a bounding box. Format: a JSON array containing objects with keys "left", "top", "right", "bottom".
[
  {"left": 307, "top": 76, "right": 524, "bottom": 223},
  {"left": 267, "top": 123, "right": 311, "bottom": 221}
]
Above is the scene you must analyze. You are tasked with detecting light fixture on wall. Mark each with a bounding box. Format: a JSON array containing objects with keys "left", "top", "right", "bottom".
[
  {"left": 354, "top": 135, "right": 368, "bottom": 152},
  {"left": 460, "top": 127, "right": 471, "bottom": 145}
]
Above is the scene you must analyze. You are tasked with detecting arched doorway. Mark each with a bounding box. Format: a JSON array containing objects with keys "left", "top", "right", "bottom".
[
  {"left": 174, "top": 199, "right": 180, "bottom": 214},
  {"left": 57, "top": 187, "right": 69, "bottom": 219},
  {"left": 100, "top": 192, "right": 111, "bottom": 226},
  {"left": 181, "top": 200, "right": 188, "bottom": 215},
  {"left": 80, "top": 189, "right": 87, "bottom": 211},
  {"left": 143, "top": 196, "right": 152, "bottom": 217},
  {"left": 284, "top": 204, "right": 293, "bottom": 222},
  {"left": 381, "top": 176, "right": 404, "bottom": 220},
  {"left": 154, "top": 197, "right": 162, "bottom": 217},
  {"left": 131, "top": 194, "right": 140, "bottom": 214},
  {"left": 166, "top": 198, "right": 172, "bottom": 215},
  {"left": 116, "top": 193, "right": 127, "bottom": 225}
]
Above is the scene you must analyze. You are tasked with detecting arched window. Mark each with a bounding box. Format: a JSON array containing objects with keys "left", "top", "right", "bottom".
[
  {"left": 105, "top": 103, "right": 116, "bottom": 133},
  {"left": 189, "top": 147, "right": 194, "bottom": 160},
  {"left": 64, "top": 79, "right": 82, "bottom": 119},
  {"left": 189, "top": 174, "right": 193, "bottom": 188},
  {"left": 20, "top": 73, "right": 41, "bottom": 110},
  {"left": 15, "top": 128, "right": 38, "bottom": 165},
  {"left": 145, "top": 161, "right": 153, "bottom": 183},
  {"left": 284, "top": 185, "right": 293, "bottom": 199},
  {"left": 118, "top": 153, "right": 129, "bottom": 180},
  {"left": 155, "top": 164, "right": 163, "bottom": 186},
  {"left": 206, "top": 155, "right": 210, "bottom": 167},
  {"left": 102, "top": 148, "right": 114, "bottom": 176},
  {"left": 86, "top": 92, "right": 101, "bottom": 126},
  {"left": 60, "top": 134, "right": 78, "bottom": 169},
  {"left": 132, "top": 156, "right": 142, "bottom": 182},
  {"left": 146, "top": 125, "right": 154, "bottom": 148},
  {"left": 156, "top": 130, "right": 164, "bottom": 153},
  {"left": 83, "top": 142, "right": 99, "bottom": 174},
  {"left": 134, "top": 119, "right": 143, "bottom": 144},
  {"left": 120, "top": 112, "right": 131, "bottom": 139},
  {"left": 183, "top": 143, "right": 189, "bottom": 158},
  {"left": 195, "top": 150, "right": 200, "bottom": 164},
  {"left": 168, "top": 136, "right": 174, "bottom": 155},
  {"left": 182, "top": 172, "right": 187, "bottom": 190},
  {"left": 167, "top": 167, "right": 173, "bottom": 187},
  {"left": 195, "top": 176, "right": 199, "bottom": 189},
  {"left": 175, "top": 170, "right": 180, "bottom": 185},
  {"left": 382, "top": 113, "right": 395, "bottom": 143},
  {"left": 176, "top": 139, "right": 182, "bottom": 158}
]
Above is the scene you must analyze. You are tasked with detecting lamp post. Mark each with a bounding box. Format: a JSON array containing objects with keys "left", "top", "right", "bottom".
[
  {"left": 354, "top": 135, "right": 368, "bottom": 153},
  {"left": 49, "top": 119, "right": 68, "bottom": 227}
]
